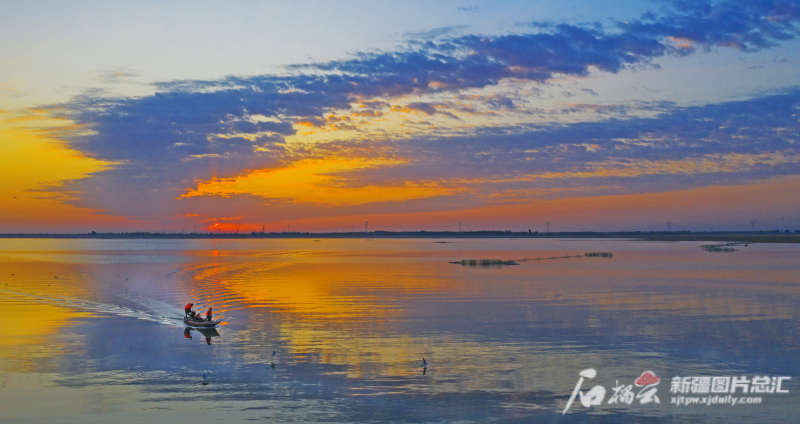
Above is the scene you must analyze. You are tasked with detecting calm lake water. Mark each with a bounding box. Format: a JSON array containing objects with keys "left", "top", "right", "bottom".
[{"left": 0, "top": 238, "right": 798, "bottom": 423}]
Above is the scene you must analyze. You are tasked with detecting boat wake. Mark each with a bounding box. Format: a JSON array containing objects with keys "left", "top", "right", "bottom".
[
  {"left": 0, "top": 288, "right": 185, "bottom": 327},
  {"left": 121, "top": 293, "right": 188, "bottom": 324}
]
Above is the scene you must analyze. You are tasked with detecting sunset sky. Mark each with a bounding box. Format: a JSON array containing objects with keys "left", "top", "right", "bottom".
[{"left": 2, "top": 0, "right": 799, "bottom": 233}]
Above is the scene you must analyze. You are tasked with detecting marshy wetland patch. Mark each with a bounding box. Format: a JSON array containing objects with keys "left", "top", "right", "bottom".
[
  {"left": 451, "top": 252, "right": 614, "bottom": 267},
  {"left": 701, "top": 242, "right": 747, "bottom": 252}
]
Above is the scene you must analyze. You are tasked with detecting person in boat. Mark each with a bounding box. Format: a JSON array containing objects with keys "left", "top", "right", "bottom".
[
  {"left": 205, "top": 307, "right": 213, "bottom": 321},
  {"left": 184, "top": 302, "right": 194, "bottom": 317}
]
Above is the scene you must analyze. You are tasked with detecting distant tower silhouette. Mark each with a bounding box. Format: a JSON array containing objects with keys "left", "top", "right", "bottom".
[
  {"left": 751, "top": 221, "right": 756, "bottom": 231},
  {"left": 458, "top": 221, "right": 462, "bottom": 232},
  {"left": 262, "top": 225, "right": 265, "bottom": 234},
  {"left": 546, "top": 222, "right": 550, "bottom": 233},
  {"left": 365, "top": 221, "right": 368, "bottom": 232},
  {"left": 235, "top": 224, "right": 241, "bottom": 234},
  {"left": 181, "top": 226, "right": 186, "bottom": 234},
  {"left": 666, "top": 222, "right": 672, "bottom": 231},
  {"left": 193, "top": 225, "right": 199, "bottom": 233}
]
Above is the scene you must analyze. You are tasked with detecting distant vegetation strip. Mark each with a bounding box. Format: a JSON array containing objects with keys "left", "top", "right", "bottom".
[{"left": 1, "top": 231, "right": 799, "bottom": 243}]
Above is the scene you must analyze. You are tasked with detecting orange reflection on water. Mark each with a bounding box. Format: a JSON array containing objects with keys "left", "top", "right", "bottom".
[
  {"left": 184, "top": 258, "right": 455, "bottom": 378},
  {"left": 174, "top": 245, "right": 800, "bottom": 381},
  {"left": 2, "top": 239, "right": 799, "bottom": 389},
  {"left": 186, "top": 261, "right": 426, "bottom": 321},
  {"left": 0, "top": 299, "right": 92, "bottom": 372}
]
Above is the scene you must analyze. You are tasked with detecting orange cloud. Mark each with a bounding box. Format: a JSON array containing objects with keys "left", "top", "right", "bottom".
[
  {"left": 0, "top": 117, "right": 138, "bottom": 232},
  {"left": 181, "top": 158, "right": 456, "bottom": 206}
]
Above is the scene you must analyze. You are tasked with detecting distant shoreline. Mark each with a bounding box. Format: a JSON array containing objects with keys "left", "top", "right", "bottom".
[{"left": 1, "top": 231, "right": 798, "bottom": 243}]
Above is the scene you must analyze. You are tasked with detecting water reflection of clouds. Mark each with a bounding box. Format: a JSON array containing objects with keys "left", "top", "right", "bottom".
[{"left": 1, "top": 240, "right": 798, "bottom": 422}]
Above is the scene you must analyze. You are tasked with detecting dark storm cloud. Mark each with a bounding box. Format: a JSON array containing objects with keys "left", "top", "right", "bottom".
[{"left": 46, "top": 0, "right": 800, "bottom": 221}]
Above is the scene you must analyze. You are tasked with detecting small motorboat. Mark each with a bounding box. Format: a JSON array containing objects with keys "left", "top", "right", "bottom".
[{"left": 184, "top": 316, "right": 221, "bottom": 328}]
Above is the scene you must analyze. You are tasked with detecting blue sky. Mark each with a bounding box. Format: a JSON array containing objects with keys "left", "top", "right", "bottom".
[{"left": 3, "top": 1, "right": 797, "bottom": 106}]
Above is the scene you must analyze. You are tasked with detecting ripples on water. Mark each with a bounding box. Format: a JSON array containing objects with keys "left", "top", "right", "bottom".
[{"left": 0, "top": 238, "right": 798, "bottom": 423}]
